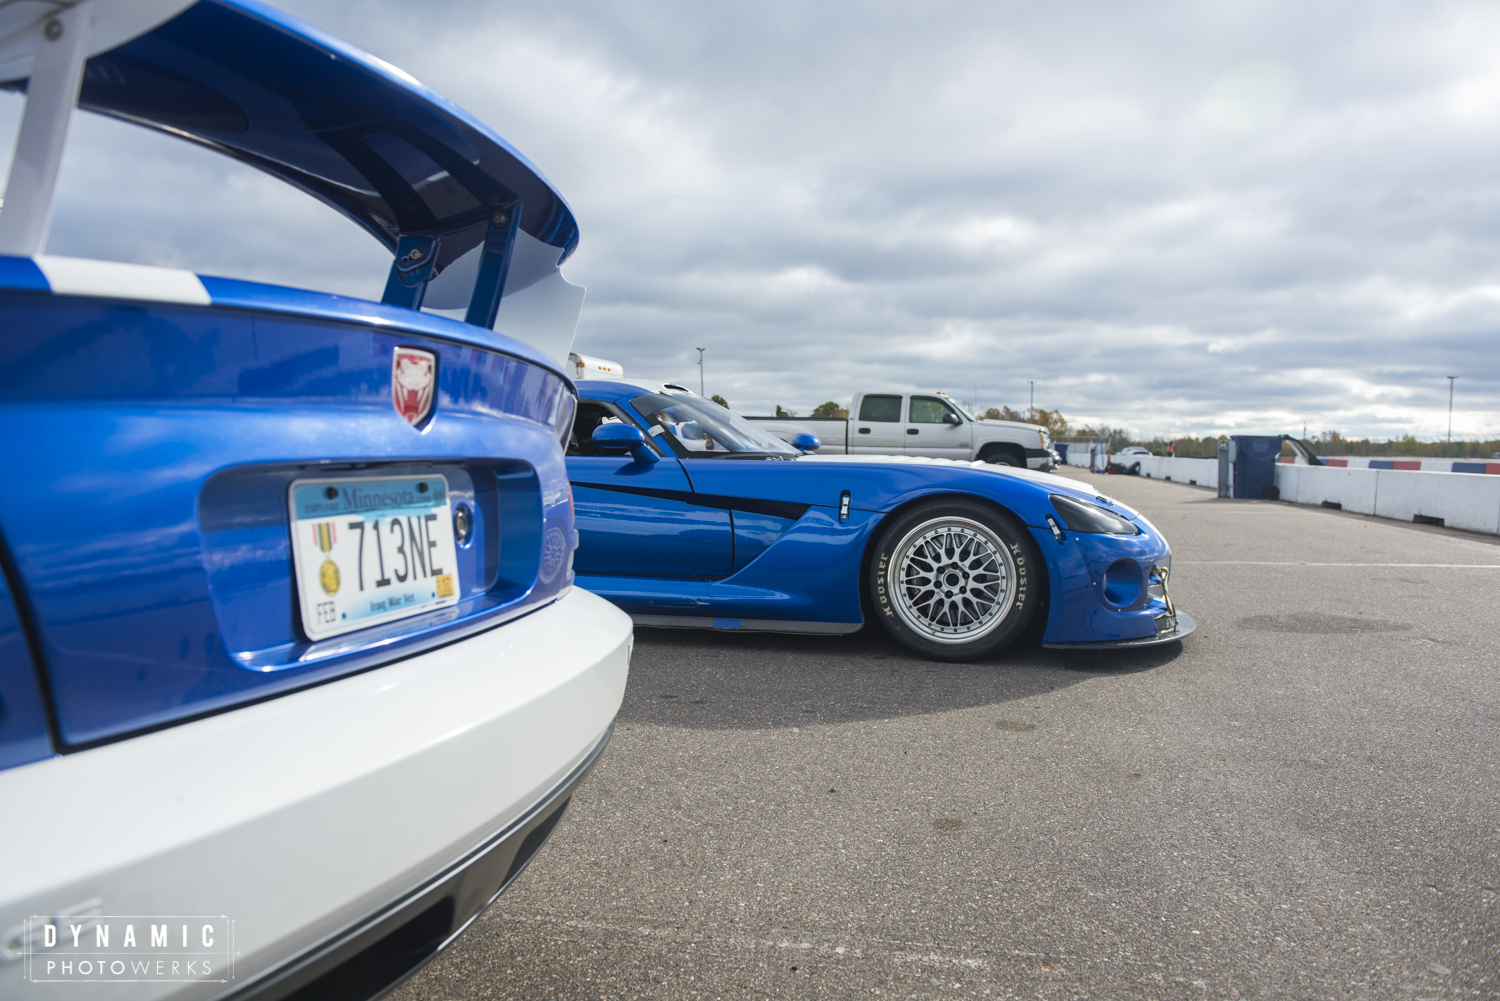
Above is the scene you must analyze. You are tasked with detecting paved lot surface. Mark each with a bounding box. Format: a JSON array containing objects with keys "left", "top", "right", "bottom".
[{"left": 394, "top": 470, "right": 1500, "bottom": 1000}]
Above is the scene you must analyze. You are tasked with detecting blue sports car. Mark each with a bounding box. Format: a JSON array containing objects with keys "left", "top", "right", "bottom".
[
  {"left": 568, "top": 382, "right": 1195, "bottom": 661},
  {"left": 0, "top": 2, "right": 628, "bottom": 995}
]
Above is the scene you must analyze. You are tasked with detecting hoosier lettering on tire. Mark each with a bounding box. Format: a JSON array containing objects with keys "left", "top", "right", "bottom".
[{"left": 869, "top": 499, "right": 1042, "bottom": 661}]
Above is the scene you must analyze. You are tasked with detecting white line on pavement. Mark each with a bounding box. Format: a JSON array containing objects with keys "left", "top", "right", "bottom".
[{"left": 1177, "top": 561, "right": 1500, "bottom": 567}]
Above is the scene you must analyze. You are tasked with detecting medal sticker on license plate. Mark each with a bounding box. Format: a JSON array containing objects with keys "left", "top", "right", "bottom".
[{"left": 289, "top": 476, "right": 460, "bottom": 641}]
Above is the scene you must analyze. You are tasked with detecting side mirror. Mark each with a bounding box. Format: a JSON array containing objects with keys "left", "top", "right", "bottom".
[
  {"left": 942, "top": 412, "right": 962, "bottom": 426},
  {"left": 790, "top": 432, "right": 821, "bottom": 452},
  {"left": 591, "top": 423, "right": 659, "bottom": 464}
]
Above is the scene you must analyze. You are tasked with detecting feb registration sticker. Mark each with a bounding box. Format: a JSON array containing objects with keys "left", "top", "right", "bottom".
[{"left": 289, "top": 476, "right": 460, "bottom": 641}]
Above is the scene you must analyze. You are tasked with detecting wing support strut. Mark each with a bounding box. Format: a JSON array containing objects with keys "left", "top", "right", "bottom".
[
  {"left": 0, "top": 1, "right": 95, "bottom": 257},
  {"left": 464, "top": 205, "right": 521, "bottom": 329}
]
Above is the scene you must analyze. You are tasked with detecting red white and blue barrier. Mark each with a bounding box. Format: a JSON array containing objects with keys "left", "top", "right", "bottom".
[{"left": 1278, "top": 456, "right": 1500, "bottom": 474}]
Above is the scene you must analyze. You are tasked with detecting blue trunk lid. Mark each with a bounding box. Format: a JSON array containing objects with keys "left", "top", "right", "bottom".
[{"left": 0, "top": 270, "right": 576, "bottom": 749}]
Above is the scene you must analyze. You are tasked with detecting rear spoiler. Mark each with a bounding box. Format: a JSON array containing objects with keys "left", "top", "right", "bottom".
[{"left": 0, "top": 0, "right": 585, "bottom": 363}]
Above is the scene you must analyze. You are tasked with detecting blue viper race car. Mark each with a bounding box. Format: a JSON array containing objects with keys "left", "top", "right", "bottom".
[{"left": 568, "top": 383, "right": 1195, "bottom": 660}]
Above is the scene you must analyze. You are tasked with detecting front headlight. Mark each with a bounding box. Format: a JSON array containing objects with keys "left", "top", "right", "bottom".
[{"left": 1049, "top": 494, "right": 1140, "bottom": 535}]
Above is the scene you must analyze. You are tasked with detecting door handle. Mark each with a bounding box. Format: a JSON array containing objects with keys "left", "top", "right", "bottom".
[
  {"left": 857, "top": 428, "right": 871, "bottom": 434},
  {"left": 906, "top": 428, "right": 919, "bottom": 435}
]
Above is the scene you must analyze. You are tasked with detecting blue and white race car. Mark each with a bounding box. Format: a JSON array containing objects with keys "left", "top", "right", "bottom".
[
  {"left": 0, "top": 2, "right": 628, "bottom": 997},
  {"left": 569, "top": 383, "right": 1194, "bottom": 660}
]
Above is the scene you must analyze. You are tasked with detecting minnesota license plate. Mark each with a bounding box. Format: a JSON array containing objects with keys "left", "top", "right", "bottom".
[{"left": 289, "top": 475, "right": 460, "bottom": 641}]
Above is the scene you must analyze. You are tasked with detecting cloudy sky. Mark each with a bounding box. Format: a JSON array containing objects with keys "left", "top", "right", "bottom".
[{"left": 6, "top": 0, "right": 1500, "bottom": 439}]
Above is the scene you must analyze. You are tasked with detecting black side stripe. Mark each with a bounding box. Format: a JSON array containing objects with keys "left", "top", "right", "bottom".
[{"left": 570, "top": 481, "right": 811, "bottom": 522}]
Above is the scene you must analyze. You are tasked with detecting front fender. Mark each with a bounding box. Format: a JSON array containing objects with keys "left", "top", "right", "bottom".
[{"left": 1033, "top": 526, "right": 1171, "bottom": 643}]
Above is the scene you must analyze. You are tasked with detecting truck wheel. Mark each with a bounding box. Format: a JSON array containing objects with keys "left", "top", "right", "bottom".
[
  {"left": 869, "top": 500, "right": 1041, "bottom": 661},
  {"left": 980, "top": 446, "right": 1022, "bottom": 467}
]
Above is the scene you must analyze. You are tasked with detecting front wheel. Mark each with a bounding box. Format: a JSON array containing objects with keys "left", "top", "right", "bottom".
[{"left": 868, "top": 500, "right": 1042, "bottom": 661}]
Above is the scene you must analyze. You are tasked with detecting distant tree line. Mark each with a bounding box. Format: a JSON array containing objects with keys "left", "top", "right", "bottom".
[
  {"left": 1297, "top": 431, "right": 1500, "bottom": 459},
  {"left": 982, "top": 406, "right": 1132, "bottom": 448}
]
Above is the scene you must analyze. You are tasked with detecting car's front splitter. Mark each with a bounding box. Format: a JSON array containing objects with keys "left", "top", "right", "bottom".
[{"left": 1042, "top": 610, "right": 1197, "bottom": 650}]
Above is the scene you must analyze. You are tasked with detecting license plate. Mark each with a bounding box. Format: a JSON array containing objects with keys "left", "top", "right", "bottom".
[{"left": 289, "top": 475, "right": 460, "bottom": 641}]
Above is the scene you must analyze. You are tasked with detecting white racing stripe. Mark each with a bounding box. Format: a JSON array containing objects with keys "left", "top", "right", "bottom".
[{"left": 34, "top": 254, "right": 211, "bottom": 305}]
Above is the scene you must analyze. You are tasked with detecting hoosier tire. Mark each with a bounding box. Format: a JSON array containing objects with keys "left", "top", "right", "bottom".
[{"left": 869, "top": 499, "right": 1042, "bottom": 661}]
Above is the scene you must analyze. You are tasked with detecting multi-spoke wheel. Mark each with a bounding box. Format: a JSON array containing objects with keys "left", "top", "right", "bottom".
[{"left": 868, "top": 500, "right": 1041, "bottom": 661}]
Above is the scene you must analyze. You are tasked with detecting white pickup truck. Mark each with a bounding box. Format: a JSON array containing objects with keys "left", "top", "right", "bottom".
[{"left": 748, "top": 392, "right": 1055, "bottom": 469}]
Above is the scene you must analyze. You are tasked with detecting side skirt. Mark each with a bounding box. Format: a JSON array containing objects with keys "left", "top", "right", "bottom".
[{"left": 631, "top": 614, "right": 862, "bottom": 635}]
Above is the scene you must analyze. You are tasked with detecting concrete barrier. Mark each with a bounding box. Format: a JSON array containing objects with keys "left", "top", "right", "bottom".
[
  {"left": 1275, "top": 465, "right": 1380, "bottom": 515},
  {"left": 1063, "top": 445, "right": 1103, "bottom": 468},
  {"left": 1125, "top": 455, "right": 1219, "bottom": 485},
  {"left": 1275, "top": 464, "right": 1500, "bottom": 534},
  {"left": 1371, "top": 470, "right": 1500, "bottom": 533},
  {"left": 1070, "top": 448, "right": 1500, "bottom": 535}
]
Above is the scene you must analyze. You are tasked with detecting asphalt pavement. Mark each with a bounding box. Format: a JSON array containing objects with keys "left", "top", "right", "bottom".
[{"left": 392, "top": 468, "right": 1500, "bottom": 1000}]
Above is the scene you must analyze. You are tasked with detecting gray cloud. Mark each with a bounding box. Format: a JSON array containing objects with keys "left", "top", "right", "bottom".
[{"left": 9, "top": 0, "right": 1500, "bottom": 438}]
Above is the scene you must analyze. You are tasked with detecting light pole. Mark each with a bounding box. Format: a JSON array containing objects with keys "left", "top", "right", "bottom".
[
  {"left": 1447, "top": 376, "right": 1456, "bottom": 457},
  {"left": 1029, "top": 380, "right": 1035, "bottom": 415},
  {"left": 696, "top": 347, "right": 705, "bottom": 397}
]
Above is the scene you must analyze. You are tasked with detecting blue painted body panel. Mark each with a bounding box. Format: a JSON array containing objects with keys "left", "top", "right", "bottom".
[
  {"left": 571, "top": 382, "right": 1174, "bottom": 642},
  {"left": 0, "top": 286, "right": 574, "bottom": 748},
  {"left": 569, "top": 456, "right": 732, "bottom": 577},
  {"left": 732, "top": 511, "right": 800, "bottom": 572},
  {"left": 197, "top": 276, "right": 570, "bottom": 380},
  {"left": 0, "top": 570, "right": 51, "bottom": 769},
  {"left": 574, "top": 509, "right": 876, "bottom": 622},
  {"left": 1028, "top": 528, "right": 1168, "bottom": 641}
]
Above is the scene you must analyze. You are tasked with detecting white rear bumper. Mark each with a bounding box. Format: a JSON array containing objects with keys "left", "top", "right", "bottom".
[{"left": 0, "top": 587, "right": 632, "bottom": 999}]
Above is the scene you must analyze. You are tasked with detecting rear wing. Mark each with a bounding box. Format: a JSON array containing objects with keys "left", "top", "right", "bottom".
[{"left": 0, "top": 0, "right": 584, "bottom": 362}]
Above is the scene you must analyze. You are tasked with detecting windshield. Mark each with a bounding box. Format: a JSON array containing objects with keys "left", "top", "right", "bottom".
[
  {"left": 632, "top": 394, "right": 800, "bottom": 457},
  {"left": 948, "top": 399, "right": 976, "bottom": 421}
]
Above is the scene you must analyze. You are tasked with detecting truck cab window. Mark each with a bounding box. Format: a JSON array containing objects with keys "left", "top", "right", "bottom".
[
  {"left": 859, "top": 395, "right": 902, "bottom": 422},
  {"left": 910, "top": 396, "right": 958, "bottom": 424}
]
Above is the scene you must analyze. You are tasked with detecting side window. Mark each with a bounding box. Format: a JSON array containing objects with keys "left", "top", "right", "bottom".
[
  {"left": 568, "top": 403, "right": 623, "bottom": 455},
  {"left": 858, "top": 395, "right": 902, "bottom": 423},
  {"left": 909, "top": 396, "right": 955, "bottom": 424}
]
